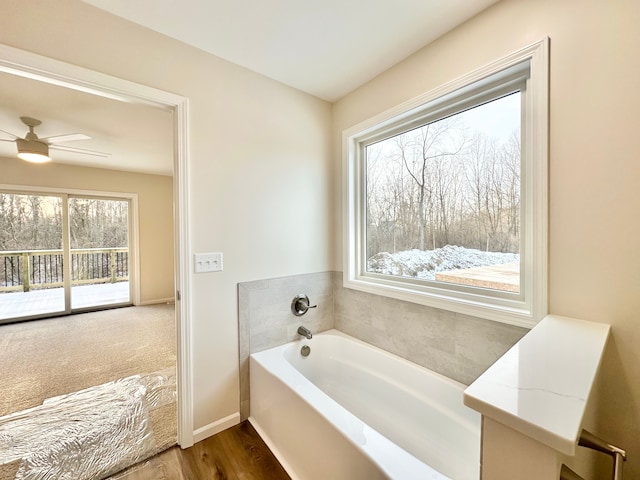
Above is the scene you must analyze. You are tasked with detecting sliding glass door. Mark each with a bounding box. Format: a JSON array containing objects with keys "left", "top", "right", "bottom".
[
  {"left": 69, "top": 197, "right": 130, "bottom": 309},
  {"left": 0, "top": 191, "right": 132, "bottom": 323},
  {"left": 0, "top": 193, "right": 66, "bottom": 320}
]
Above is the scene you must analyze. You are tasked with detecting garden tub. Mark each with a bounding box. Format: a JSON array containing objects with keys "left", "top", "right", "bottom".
[{"left": 249, "top": 329, "right": 480, "bottom": 479}]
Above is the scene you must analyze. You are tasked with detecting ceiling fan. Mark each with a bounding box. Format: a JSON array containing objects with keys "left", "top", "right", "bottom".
[{"left": 0, "top": 116, "right": 110, "bottom": 163}]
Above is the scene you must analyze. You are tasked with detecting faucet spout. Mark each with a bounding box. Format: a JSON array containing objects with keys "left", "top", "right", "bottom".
[{"left": 297, "top": 326, "right": 313, "bottom": 339}]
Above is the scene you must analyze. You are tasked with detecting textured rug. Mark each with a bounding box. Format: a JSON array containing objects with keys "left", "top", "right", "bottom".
[
  {"left": 0, "top": 304, "right": 177, "bottom": 480},
  {"left": 0, "top": 304, "right": 176, "bottom": 417},
  {"left": 0, "top": 369, "right": 177, "bottom": 480}
]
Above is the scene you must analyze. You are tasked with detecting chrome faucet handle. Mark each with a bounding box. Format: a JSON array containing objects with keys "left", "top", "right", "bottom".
[{"left": 291, "top": 294, "right": 317, "bottom": 316}]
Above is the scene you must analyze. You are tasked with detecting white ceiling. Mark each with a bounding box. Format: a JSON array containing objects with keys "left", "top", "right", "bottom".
[
  {"left": 82, "top": 0, "right": 499, "bottom": 101},
  {"left": 0, "top": 73, "right": 174, "bottom": 176},
  {"left": 2, "top": 0, "right": 498, "bottom": 175}
]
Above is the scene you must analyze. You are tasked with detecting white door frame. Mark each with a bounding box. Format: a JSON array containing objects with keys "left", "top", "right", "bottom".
[{"left": 0, "top": 44, "right": 194, "bottom": 447}]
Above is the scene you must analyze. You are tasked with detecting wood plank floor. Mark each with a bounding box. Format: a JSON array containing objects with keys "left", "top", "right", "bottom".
[{"left": 109, "top": 422, "right": 291, "bottom": 480}]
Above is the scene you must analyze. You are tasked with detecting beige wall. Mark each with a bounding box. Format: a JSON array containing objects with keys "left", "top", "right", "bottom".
[
  {"left": 4, "top": 0, "right": 639, "bottom": 474},
  {"left": 1, "top": 158, "right": 175, "bottom": 304},
  {"left": 0, "top": 0, "right": 332, "bottom": 432},
  {"left": 332, "top": 0, "right": 640, "bottom": 477}
]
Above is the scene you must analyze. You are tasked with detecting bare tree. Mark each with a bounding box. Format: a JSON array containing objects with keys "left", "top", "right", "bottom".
[
  {"left": 391, "top": 119, "right": 466, "bottom": 250},
  {"left": 364, "top": 90, "right": 522, "bottom": 271}
]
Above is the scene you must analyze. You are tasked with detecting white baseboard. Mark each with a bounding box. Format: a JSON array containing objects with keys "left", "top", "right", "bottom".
[
  {"left": 193, "top": 412, "right": 240, "bottom": 443},
  {"left": 137, "top": 297, "right": 175, "bottom": 306}
]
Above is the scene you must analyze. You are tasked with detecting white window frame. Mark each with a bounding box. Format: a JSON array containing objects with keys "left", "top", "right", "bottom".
[{"left": 342, "top": 39, "right": 548, "bottom": 328}]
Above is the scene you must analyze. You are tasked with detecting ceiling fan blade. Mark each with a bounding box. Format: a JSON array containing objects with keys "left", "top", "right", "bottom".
[
  {"left": 42, "top": 133, "right": 92, "bottom": 143},
  {"left": 50, "top": 144, "right": 111, "bottom": 158},
  {"left": 0, "top": 129, "right": 19, "bottom": 140},
  {"left": 0, "top": 138, "right": 15, "bottom": 143}
]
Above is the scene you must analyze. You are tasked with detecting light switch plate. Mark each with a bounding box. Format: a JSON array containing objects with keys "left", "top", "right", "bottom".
[{"left": 194, "top": 252, "right": 223, "bottom": 273}]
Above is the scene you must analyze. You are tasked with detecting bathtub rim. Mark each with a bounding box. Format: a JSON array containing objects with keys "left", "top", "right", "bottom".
[
  {"left": 249, "top": 328, "right": 480, "bottom": 480},
  {"left": 281, "top": 328, "right": 470, "bottom": 388},
  {"left": 249, "top": 349, "right": 446, "bottom": 480},
  {"left": 282, "top": 329, "right": 480, "bottom": 437}
]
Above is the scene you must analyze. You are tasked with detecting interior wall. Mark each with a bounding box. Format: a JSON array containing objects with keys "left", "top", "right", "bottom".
[
  {"left": 0, "top": 0, "right": 332, "bottom": 433},
  {"left": 332, "top": 0, "right": 640, "bottom": 477},
  {"left": 0, "top": 158, "right": 174, "bottom": 304}
]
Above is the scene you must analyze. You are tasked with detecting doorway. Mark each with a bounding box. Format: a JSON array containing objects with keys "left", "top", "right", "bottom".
[{"left": 0, "top": 41, "right": 192, "bottom": 464}]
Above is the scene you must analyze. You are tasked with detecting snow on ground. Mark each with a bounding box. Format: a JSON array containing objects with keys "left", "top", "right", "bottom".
[{"left": 367, "top": 245, "right": 519, "bottom": 280}]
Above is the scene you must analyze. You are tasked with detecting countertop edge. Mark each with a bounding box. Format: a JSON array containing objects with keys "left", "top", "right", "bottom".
[{"left": 463, "top": 314, "right": 610, "bottom": 456}]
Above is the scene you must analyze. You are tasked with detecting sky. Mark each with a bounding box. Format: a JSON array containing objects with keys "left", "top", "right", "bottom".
[{"left": 457, "top": 91, "right": 520, "bottom": 144}]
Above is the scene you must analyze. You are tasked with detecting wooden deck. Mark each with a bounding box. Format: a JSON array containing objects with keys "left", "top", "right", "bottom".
[
  {"left": 435, "top": 262, "right": 520, "bottom": 293},
  {"left": 0, "top": 282, "right": 130, "bottom": 321}
]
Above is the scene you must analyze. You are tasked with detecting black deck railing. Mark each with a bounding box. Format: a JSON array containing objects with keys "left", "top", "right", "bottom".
[{"left": 0, "top": 248, "right": 129, "bottom": 292}]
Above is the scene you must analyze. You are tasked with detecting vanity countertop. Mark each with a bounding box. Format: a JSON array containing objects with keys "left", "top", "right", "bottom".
[{"left": 463, "top": 314, "right": 610, "bottom": 455}]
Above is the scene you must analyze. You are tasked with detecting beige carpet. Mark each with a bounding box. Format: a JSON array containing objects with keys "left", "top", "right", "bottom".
[
  {"left": 0, "top": 304, "right": 176, "bottom": 417},
  {"left": 0, "top": 304, "right": 177, "bottom": 480}
]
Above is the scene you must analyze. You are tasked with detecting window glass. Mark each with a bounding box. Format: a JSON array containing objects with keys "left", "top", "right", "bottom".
[{"left": 365, "top": 93, "right": 521, "bottom": 294}]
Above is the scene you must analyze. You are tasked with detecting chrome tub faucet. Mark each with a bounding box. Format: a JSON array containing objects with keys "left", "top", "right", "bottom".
[{"left": 297, "top": 326, "right": 312, "bottom": 339}]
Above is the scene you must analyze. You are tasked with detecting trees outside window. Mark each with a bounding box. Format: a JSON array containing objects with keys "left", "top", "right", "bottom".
[{"left": 365, "top": 93, "right": 521, "bottom": 290}]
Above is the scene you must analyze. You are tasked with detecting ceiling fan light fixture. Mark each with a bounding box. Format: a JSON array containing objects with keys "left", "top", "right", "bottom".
[{"left": 16, "top": 138, "right": 51, "bottom": 163}]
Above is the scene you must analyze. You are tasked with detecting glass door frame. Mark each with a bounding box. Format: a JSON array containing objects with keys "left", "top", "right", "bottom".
[
  {"left": 0, "top": 184, "right": 138, "bottom": 324},
  {"left": 68, "top": 193, "right": 134, "bottom": 312}
]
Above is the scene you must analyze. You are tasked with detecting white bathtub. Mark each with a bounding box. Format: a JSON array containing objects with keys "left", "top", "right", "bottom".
[{"left": 249, "top": 329, "right": 480, "bottom": 480}]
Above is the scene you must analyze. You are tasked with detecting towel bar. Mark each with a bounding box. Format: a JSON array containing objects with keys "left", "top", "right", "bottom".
[{"left": 560, "top": 430, "right": 626, "bottom": 480}]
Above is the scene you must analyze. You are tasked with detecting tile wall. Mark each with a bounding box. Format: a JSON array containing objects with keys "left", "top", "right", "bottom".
[
  {"left": 238, "top": 271, "right": 334, "bottom": 419},
  {"left": 238, "top": 271, "right": 528, "bottom": 420},
  {"left": 333, "top": 272, "right": 528, "bottom": 385}
]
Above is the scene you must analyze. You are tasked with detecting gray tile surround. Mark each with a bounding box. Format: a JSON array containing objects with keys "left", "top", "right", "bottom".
[
  {"left": 333, "top": 279, "right": 528, "bottom": 385},
  {"left": 238, "top": 272, "right": 335, "bottom": 420},
  {"left": 238, "top": 270, "right": 528, "bottom": 420}
]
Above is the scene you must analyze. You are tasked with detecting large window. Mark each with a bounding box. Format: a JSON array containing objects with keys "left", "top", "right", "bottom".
[{"left": 343, "top": 40, "right": 548, "bottom": 327}]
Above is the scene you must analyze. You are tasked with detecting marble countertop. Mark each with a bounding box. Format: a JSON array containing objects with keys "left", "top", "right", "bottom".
[{"left": 463, "top": 314, "right": 610, "bottom": 455}]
